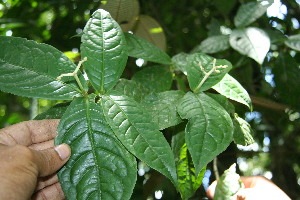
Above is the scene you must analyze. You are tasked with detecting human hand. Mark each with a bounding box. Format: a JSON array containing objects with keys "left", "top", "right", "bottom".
[
  {"left": 206, "top": 176, "right": 291, "bottom": 200},
  {"left": 0, "top": 119, "right": 71, "bottom": 200}
]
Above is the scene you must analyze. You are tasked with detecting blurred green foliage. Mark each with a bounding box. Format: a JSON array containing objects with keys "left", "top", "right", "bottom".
[{"left": 0, "top": 0, "right": 299, "bottom": 199}]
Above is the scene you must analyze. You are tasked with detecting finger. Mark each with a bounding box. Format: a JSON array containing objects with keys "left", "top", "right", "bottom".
[
  {"left": 36, "top": 174, "right": 59, "bottom": 191},
  {"left": 0, "top": 119, "right": 60, "bottom": 146},
  {"left": 32, "top": 182, "right": 65, "bottom": 200},
  {"left": 34, "top": 144, "right": 71, "bottom": 177},
  {"left": 206, "top": 180, "right": 217, "bottom": 199},
  {"left": 30, "top": 139, "right": 54, "bottom": 151}
]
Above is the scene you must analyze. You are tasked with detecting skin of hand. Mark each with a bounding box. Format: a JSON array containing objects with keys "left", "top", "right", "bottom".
[
  {"left": 206, "top": 176, "right": 291, "bottom": 200},
  {"left": 0, "top": 119, "right": 71, "bottom": 200}
]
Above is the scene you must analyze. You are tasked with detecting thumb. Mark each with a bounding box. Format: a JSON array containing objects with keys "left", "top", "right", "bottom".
[{"left": 33, "top": 144, "right": 71, "bottom": 177}]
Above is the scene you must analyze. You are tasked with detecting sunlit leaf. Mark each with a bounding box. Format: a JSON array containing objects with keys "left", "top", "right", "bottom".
[
  {"left": 284, "top": 34, "right": 300, "bottom": 51},
  {"left": 233, "top": 113, "right": 254, "bottom": 146}
]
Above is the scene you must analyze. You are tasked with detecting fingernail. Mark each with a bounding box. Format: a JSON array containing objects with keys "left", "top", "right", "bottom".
[{"left": 54, "top": 144, "right": 71, "bottom": 160}]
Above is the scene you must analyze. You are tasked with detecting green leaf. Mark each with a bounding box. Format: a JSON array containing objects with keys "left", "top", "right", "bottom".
[
  {"left": 171, "top": 131, "right": 186, "bottom": 160},
  {"left": 34, "top": 102, "right": 69, "bottom": 120},
  {"left": 142, "top": 90, "right": 184, "bottom": 130},
  {"left": 81, "top": 9, "right": 128, "bottom": 94},
  {"left": 55, "top": 96, "right": 137, "bottom": 200},
  {"left": 214, "top": 164, "right": 243, "bottom": 200},
  {"left": 186, "top": 53, "right": 232, "bottom": 92},
  {"left": 132, "top": 65, "right": 173, "bottom": 93},
  {"left": 124, "top": 33, "right": 171, "bottom": 64},
  {"left": 100, "top": 92, "right": 178, "bottom": 187},
  {"left": 192, "top": 35, "right": 230, "bottom": 54},
  {"left": 177, "top": 92, "right": 233, "bottom": 174},
  {"left": 176, "top": 143, "right": 206, "bottom": 200},
  {"left": 230, "top": 27, "right": 270, "bottom": 64},
  {"left": 233, "top": 113, "right": 254, "bottom": 146},
  {"left": 0, "top": 36, "right": 86, "bottom": 100},
  {"left": 284, "top": 34, "right": 300, "bottom": 51},
  {"left": 206, "top": 93, "right": 235, "bottom": 115},
  {"left": 234, "top": 0, "right": 273, "bottom": 28},
  {"left": 212, "top": 74, "right": 252, "bottom": 110},
  {"left": 114, "top": 79, "right": 150, "bottom": 102},
  {"left": 171, "top": 52, "right": 188, "bottom": 75}
]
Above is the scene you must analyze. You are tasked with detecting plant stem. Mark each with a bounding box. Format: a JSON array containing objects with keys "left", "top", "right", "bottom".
[{"left": 213, "top": 157, "right": 220, "bottom": 181}]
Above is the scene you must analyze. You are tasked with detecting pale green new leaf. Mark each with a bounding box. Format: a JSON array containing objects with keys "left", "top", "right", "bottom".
[
  {"left": 0, "top": 36, "right": 87, "bottom": 100},
  {"left": 177, "top": 92, "right": 233, "bottom": 174},
  {"left": 234, "top": 0, "right": 273, "bottom": 28},
  {"left": 114, "top": 79, "right": 150, "bottom": 102},
  {"left": 233, "top": 113, "right": 254, "bottom": 146},
  {"left": 124, "top": 33, "right": 171, "bottom": 64},
  {"left": 142, "top": 90, "right": 184, "bottom": 130},
  {"left": 101, "top": 92, "right": 178, "bottom": 187},
  {"left": 55, "top": 96, "right": 137, "bottom": 200},
  {"left": 176, "top": 143, "right": 206, "bottom": 200},
  {"left": 214, "top": 164, "right": 243, "bottom": 200},
  {"left": 212, "top": 74, "right": 252, "bottom": 110},
  {"left": 284, "top": 34, "right": 300, "bottom": 51},
  {"left": 186, "top": 53, "right": 232, "bottom": 92},
  {"left": 230, "top": 27, "right": 270, "bottom": 64},
  {"left": 192, "top": 35, "right": 230, "bottom": 54},
  {"left": 81, "top": 9, "right": 128, "bottom": 94},
  {"left": 132, "top": 65, "right": 173, "bottom": 93}
]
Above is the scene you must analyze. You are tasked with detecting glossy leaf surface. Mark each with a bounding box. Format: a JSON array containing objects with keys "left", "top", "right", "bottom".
[
  {"left": 230, "top": 27, "right": 270, "bottom": 64},
  {"left": 212, "top": 74, "right": 252, "bottom": 110},
  {"left": 132, "top": 65, "right": 173, "bottom": 93},
  {"left": 186, "top": 53, "right": 232, "bottom": 92},
  {"left": 172, "top": 52, "right": 188, "bottom": 75},
  {"left": 0, "top": 36, "right": 86, "bottom": 100},
  {"left": 124, "top": 33, "right": 171, "bottom": 64},
  {"left": 234, "top": 0, "right": 273, "bottom": 28},
  {"left": 81, "top": 9, "right": 127, "bottom": 94},
  {"left": 177, "top": 92, "right": 233, "bottom": 174},
  {"left": 101, "top": 92, "right": 178, "bottom": 187},
  {"left": 55, "top": 96, "right": 137, "bottom": 200},
  {"left": 142, "top": 90, "right": 184, "bottom": 130}
]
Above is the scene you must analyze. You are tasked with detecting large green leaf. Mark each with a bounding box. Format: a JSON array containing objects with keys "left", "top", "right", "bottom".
[
  {"left": 114, "top": 79, "right": 150, "bottom": 102},
  {"left": 206, "top": 93, "right": 235, "bottom": 115},
  {"left": 234, "top": 0, "right": 273, "bottom": 28},
  {"left": 214, "top": 164, "right": 243, "bottom": 200},
  {"left": 100, "top": 92, "right": 178, "bottom": 187},
  {"left": 34, "top": 102, "right": 69, "bottom": 120},
  {"left": 284, "top": 34, "right": 300, "bottom": 51},
  {"left": 132, "top": 65, "right": 173, "bottom": 93},
  {"left": 124, "top": 33, "right": 171, "bottom": 64},
  {"left": 186, "top": 53, "right": 232, "bottom": 92},
  {"left": 229, "top": 27, "right": 270, "bottom": 64},
  {"left": 212, "top": 74, "right": 252, "bottom": 110},
  {"left": 55, "top": 96, "right": 137, "bottom": 200},
  {"left": 233, "top": 113, "right": 254, "bottom": 146},
  {"left": 0, "top": 36, "right": 86, "bottom": 100},
  {"left": 177, "top": 92, "right": 233, "bottom": 174},
  {"left": 192, "top": 35, "right": 230, "bottom": 54},
  {"left": 81, "top": 9, "right": 128, "bottom": 94},
  {"left": 142, "top": 90, "right": 184, "bottom": 130}
]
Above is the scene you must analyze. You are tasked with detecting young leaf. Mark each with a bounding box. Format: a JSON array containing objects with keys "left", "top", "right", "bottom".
[
  {"left": 132, "top": 65, "right": 173, "bottom": 93},
  {"left": 229, "top": 27, "right": 270, "bottom": 64},
  {"left": 234, "top": 0, "right": 273, "bottom": 28},
  {"left": 124, "top": 33, "right": 172, "bottom": 64},
  {"left": 141, "top": 90, "right": 184, "bottom": 130},
  {"left": 81, "top": 9, "right": 128, "bottom": 94},
  {"left": 34, "top": 102, "right": 70, "bottom": 120},
  {"left": 233, "top": 113, "right": 254, "bottom": 146},
  {"left": 114, "top": 79, "right": 150, "bottom": 102},
  {"left": 192, "top": 35, "right": 230, "bottom": 54},
  {"left": 0, "top": 36, "right": 86, "bottom": 100},
  {"left": 214, "top": 164, "right": 243, "bottom": 200},
  {"left": 177, "top": 92, "right": 233, "bottom": 174},
  {"left": 186, "top": 53, "right": 232, "bottom": 92},
  {"left": 284, "top": 34, "right": 300, "bottom": 51},
  {"left": 55, "top": 96, "right": 137, "bottom": 200},
  {"left": 177, "top": 144, "right": 206, "bottom": 200},
  {"left": 212, "top": 74, "right": 252, "bottom": 110},
  {"left": 101, "top": 92, "right": 178, "bottom": 187}
]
